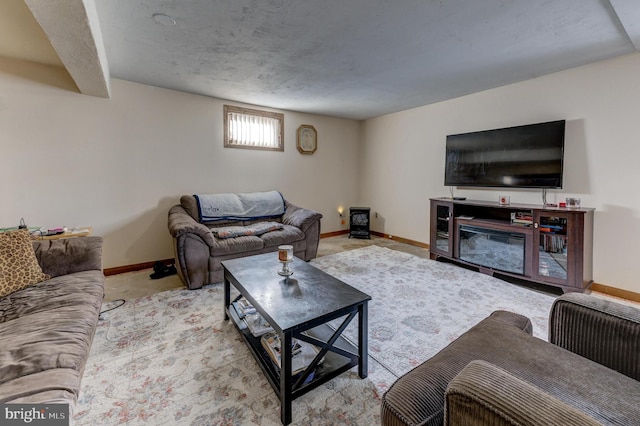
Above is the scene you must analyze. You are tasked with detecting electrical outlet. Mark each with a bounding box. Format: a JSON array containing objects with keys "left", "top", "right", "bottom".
[{"left": 375, "top": 212, "right": 378, "bottom": 218}]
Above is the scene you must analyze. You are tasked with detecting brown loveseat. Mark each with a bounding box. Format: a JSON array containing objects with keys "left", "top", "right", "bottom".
[
  {"left": 168, "top": 192, "right": 323, "bottom": 289},
  {"left": 381, "top": 293, "right": 640, "bottom": 425},
  {"left": 0, "top": 236, "right": 104, "bottom": 412}
]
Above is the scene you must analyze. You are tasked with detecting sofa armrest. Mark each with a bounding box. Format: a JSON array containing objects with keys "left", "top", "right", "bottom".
[
  {"left": 32, "top": 236, "right": 103, "bottom": 277},
  {"left": 169, "top": 205, "right": 216, "bottom": 290},
  {"left": 445, "top": 360, "right": 601, "bottom": 426},
  {"left": 549, "top": 293, "right": 640, "bottom": 381},
  {"left": 282, "top": 201, "right": 323, "bottom": 233},
  {"left": 168, "top": 205, "right": 215, "bottom": 247}
]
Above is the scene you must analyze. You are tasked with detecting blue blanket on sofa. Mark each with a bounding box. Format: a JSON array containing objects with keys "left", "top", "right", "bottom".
[{"left": 194, "top": 191, "right": 285, "bottom": 222}]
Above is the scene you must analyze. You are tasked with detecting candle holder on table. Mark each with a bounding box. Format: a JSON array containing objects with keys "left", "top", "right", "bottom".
[{"left": 277, "top": 245, "right": 294, "bottom": 276}]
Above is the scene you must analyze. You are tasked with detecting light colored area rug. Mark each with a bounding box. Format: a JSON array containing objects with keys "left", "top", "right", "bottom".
[
  {"left": 310, "top": 245, "right": 557, "bottom": 392},
  {"left": 75, "top": 285, "right": 380, "bottom": 425},
  {"left": 75, "top": 245, "right": 557, "bottom": 425}
]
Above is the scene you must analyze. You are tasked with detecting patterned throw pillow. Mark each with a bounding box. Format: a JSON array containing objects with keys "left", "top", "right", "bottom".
[{"left": 0, "top": 229, "right": 50, "bottom": 298}]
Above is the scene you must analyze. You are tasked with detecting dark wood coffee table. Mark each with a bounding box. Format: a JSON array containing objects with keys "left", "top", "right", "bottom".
[{"left": 222, "top": 252, "right": 371, "bottom": 425}]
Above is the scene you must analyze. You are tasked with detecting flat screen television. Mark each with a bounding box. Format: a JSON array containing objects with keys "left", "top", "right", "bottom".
[{"left": 444, "top": 120, "right": 565, "bottom": 189}]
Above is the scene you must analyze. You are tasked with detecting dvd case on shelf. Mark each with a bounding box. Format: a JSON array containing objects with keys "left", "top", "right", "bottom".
[
  {"left": 236, "top": 297, "right": 257, "bottom": 315},
  {"left": 510, "top": 211, "right": 533, "bottom": 226}
]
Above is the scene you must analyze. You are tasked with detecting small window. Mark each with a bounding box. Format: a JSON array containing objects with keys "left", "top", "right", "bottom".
[{"left": 224, "top": 105, "right": 284, "bottom": 151}]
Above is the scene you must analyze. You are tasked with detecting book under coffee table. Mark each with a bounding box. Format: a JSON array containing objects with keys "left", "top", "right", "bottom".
[{"left": 222, "top": 252, "right": 371, "bottom": 425}]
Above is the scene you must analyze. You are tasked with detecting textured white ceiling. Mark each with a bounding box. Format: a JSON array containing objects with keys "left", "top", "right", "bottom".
[{"left": 2, "top": 0, "right": 639, "bottom": 120}]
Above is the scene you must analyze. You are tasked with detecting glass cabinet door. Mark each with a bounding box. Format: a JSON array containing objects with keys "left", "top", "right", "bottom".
[
  {"left": 533, "top": 213, "right": 568, "bottom": 283},
  {"left": 430, "top": 201, "right": 453, "bottom": 257}
]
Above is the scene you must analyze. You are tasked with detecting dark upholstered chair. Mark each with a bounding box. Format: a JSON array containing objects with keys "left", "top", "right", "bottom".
[{"left": 381, "top": 293, "right": 640, "bottom": 425}]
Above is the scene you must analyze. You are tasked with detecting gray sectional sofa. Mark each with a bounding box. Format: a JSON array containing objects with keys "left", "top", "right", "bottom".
[
  {"left": 0, "top": 236, "right": 104, "bottom": 412},
  {"left": 381, "top": 293, "right": 640, "bottom": 425},
  {"left": 168, "top": 192, "right": 323, "bottom": 289}
]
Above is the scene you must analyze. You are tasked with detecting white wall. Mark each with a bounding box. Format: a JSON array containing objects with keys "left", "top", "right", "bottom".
[
  {"left": 0, "top": 57, "right": 359, "bottom": 268},
  {"left": 4, "top": 53, "right": 639, "bottom": 293},
  {"left": 360, "top": 52, "right": 640, "bottom": 294}
]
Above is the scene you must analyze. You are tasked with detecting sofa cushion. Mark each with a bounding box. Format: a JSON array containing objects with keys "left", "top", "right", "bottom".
[
  {"left": 0, "top": 229, "right": 50, "bottom": 298},
  {"left": 260, "top": 225, "right": 305, "bottom": 248},
  {"left": 0, "top": 270, "right": 103, "bottom": 403},
  {"left": 195, "top": 191, "right": 285, "bottom": 222},
  {"left": 210, "top": 235, "right": 264, "bottom": 256},
  {"left": 181, "top": 195, "right": 281, "bottom": 227},
  {"left": 445, "top": 360, "right": 604, "bottom": 426},
  {"left": 181, "top": 195, "right": 241, "bottom": 225},
  {"left": 282, "top": 204, "right": 323, "bottom": 232},
  {"left": 33, "top": 237, "right": 103, "bottom": 278},
  {"left": 180, "top": 195, "right": 205, "bottom": 222},
  {"left": 211, "top": 222, "right": 284, "bottom": 239}
]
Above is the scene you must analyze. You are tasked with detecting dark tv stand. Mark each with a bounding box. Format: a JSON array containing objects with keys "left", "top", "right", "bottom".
[{"left": 429, "top": 198, "right": 594, "bottom": 293}]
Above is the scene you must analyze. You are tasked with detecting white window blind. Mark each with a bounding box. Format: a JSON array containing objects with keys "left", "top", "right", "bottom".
[{"left": 224, "top": 105, "right": 284, "bottom": 151}]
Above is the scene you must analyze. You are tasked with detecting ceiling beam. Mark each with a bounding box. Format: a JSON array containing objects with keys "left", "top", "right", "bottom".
[
  {"left": 25, "top": 0, "right": 111, "bottom": 98},
  {"left": 609, "top": 0, "right": 640, "bottom": 51}
]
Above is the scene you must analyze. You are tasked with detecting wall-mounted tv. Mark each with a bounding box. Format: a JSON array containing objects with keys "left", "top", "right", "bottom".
[{"left": 444, "top": 120, "right": 565, "bottom": 189}]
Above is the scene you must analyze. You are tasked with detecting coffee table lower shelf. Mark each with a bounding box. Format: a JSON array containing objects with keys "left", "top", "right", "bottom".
[{"left": 226, "top": 306, "right": 359, "bottom": 401}]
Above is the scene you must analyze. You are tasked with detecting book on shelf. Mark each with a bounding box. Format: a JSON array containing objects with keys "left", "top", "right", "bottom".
[
  {"left": 539, "top": 225, "right": 565, "bottom": 233},
  {"left": 541, "top": 234, "right": 566, "bottom": 253},
  {"left": 231, "top": 301, "right": 246, "bottom": 319},
  {"left": 260, "top": 331, "right": 322, "bottom": 375},
  {"left": 243, "top": 312, "right": 274, "bottom": 336},
  {"left": 540, "top": 224, "right": 564, "bottom": 231},
  {"left": 236, "top": 297, "right": 257, "bottom": 315},
  {"left": 232, "top": 297, "right": 258, "bottom": 319},
  {"left": 510, "top": 211, "right": 533, "bottom": 226}
]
